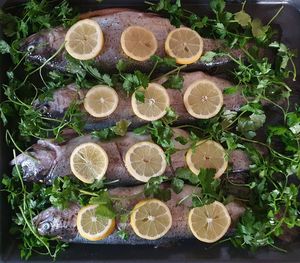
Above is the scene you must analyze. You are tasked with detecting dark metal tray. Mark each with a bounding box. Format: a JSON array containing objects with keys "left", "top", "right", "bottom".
[{"left": 0, "top": 0, "right": 299, "bottom": 262}]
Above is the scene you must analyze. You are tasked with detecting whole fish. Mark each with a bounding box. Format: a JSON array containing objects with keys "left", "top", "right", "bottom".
[
  {"left": 21, "top": 9, "right": 244, "bottom": 73},
  {"left": 35, "top": 71, "right": 245, "bottom": 131},
  {"left": 33, "top": 184, "right": 246, "bottom": 243},
  {"left": 11, "top": 130, "right": 251, "bottom": 185}
]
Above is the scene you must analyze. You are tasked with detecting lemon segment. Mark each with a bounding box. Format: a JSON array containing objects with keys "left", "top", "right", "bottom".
[
  {"left": 165, "top": 27, "right": 203, "bottom": 64},
  {"left": 121, "top": 26, "right": 158, "bottom": 61},
  {"left": 186, "top": 140, "right": 228, "bottom": 178},
  {"left": 183, "top": 80, "right": 223, "bottom": 119},
  {"left": 65, "top": 19, "right": 104, "bottom": 60},
  {"left": 77, "top": 205, "right": 115, "bottom": 241},
  {"left": 125, "top": 141, "right": 167, "bottom": 182},
  {"left": 131, "top": 83, "right": 170, "bottom": 121},
  {"left": 84, "top": 85, "right": 119, "bottom": 118},
  {"left": 188, "top": 201, "right": 231, "bottom": 243},
  {"left": 130, "top": 199, "right": 172, "bottom": 240},
  {"left": 70, "top": 143, "right": 109, "bottom": 184}
]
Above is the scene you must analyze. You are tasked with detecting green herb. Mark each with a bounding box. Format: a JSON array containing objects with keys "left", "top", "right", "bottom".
[
  {"left": 237, "top": 104, "right": 266, "bottom": 139},
  {"left": 121, "top": 71, "right": 149, "bottom": 102},
  {"left": 171, "top": 177, "right": 184, "bottom": 194},
  {"left": 0, "top": 0, "right": 76, "bottom": 63},
  {"left": 144, "top": 176, "right": 171, "bottom": 201},
  {"left": 146, "top": 0, "right": 299, "bottom": 252},
  {"left": 200, "top": 51, "right": 218, "bottom": 62},
  {"left": 150, "top": 55, "right": 178, "bottom": 68},
  {"left": 92, "top": 120, "right": 131, "bottom": 140},
  {"left": 0, "top": 40, "right": 10, "bottom": 54},
  {"left": 116, "top": 229, "right": 129, "bottom": 240},
  {"left": 80, "top": 62, "right": 113, "bottom": 87},
  {"left": 175, "top": 167, "right": 200, "bottom": 185},
  {"left": 162, "top": 75, "right": 183, "bottom": 89},
  {"left": 1, "top": 164, "right": 68, "bottom": 260}
]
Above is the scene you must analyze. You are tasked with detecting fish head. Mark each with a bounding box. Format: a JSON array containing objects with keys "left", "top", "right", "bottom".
[
  {"left": 11, "top": 141, "right": 58, "bottom": 184},
  {"left": 33, "top": 85, "right": 81, "bottom": 118},
  {"left": 20, "top": 27, "right": 66, "bottom": 70},
  {"left": 33, "top": 204, "right": 80, "bottom": 240},
  {"left": 33, "top": 207, "right": 59, "bottom": 237}
]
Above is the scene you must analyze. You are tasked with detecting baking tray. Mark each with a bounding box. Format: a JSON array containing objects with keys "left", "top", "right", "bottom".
[{"left": 0, "top": 0, "right": 299, "bottom": 262}]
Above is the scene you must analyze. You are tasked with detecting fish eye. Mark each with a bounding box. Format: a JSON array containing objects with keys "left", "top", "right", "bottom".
[
  {"left": 27, "top": 45, "right": 35, "bottom": 53},
  {"left": 38, "top": 104, "right": 50, "bottom": 114},
  {"left": 39, "top": 221, "right": 52, "bottom": 233}
]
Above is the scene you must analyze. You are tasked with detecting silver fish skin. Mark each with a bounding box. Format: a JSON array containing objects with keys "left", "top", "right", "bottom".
[
  {"left": 35, "top": 71, "right": 245, "bottom": 131},
  {"left": 21, "top": 9, "right": 243, "bottom": 73},
  {"left": 11, "top": 130, "right": 251, "bottom": 185},
  {"left": 33, "top": 184, "right": 245, "bottom": 244}
]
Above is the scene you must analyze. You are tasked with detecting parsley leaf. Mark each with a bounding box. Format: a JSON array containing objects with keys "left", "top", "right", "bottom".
[
  {"left": 162, "top": 75, "right": 183, "bottom": 89},
  {"left": 0, "top": 40, "right": 10, "bottom": 54},
  {"left": 200, "top": 51, "right": 218, "bottom": 62},
  {"left": 235, "top": 11, "right": 251, "bottom": 27},
  {"left": 122, "top": 70, "right": 149, "bottom": 101},
  {"left": 171, "top": 177, "right": 184, "bottom": 194},
  {"left": 175, "top": 168, "right": 200, "bottom": 185},
  {"left": 144, "top": 176, "right": 171, "bottom": 201},
  {"left": 92, "top": 120, "right": 131, "bottom": 140}
]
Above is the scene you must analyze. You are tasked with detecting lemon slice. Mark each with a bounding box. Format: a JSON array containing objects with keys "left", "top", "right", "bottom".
[
  {"left": 65, "top": 19, "right": 104, "bottom": 60},
  {"left": 188, "top": 201, "right": 231, "bottom": 243},
  {"left": 183, "top": 80, "right": 223, "bottom": 119},
  {"left": 70, "top": 143, "right": 108, "bottom": 184},
  {"left": 121, "top": 26, "right": 158, "bottom": 61},
  {"left": 77, "top": 205, "right": 115, "bottom": 241},
  {"left": 131, "top": 83, "right": 170, "bottom": 121},
  {"left": 130, "top": 199, "right": 172, "bottom": 240},
  {"left": 125, "top": 141, "right": 167, "bottom": 182},
  {"left": 165, "top": 27, "right": 203, "bottom": 64},
  {"left": 84, "top": 85, "right": 119, "bottom": 118},
  {"left": 186, "top": 140, "right": 228, "bottom": 178}
]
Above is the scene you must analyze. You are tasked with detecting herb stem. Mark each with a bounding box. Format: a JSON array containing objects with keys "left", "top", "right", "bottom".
[
  {"left": 267, "top": 5, "right": 284, "bottom": 26},
  {"left": 6, "top": 131, "right": 24, "bottom": 154},
  {"left": 79, "top": 189, "right": 99, "bottom": 197},
  {"left": 21, "top": 43, "right": 65, "bottom": 86},
  {"left": 148, "top": 60, "right": 159, "bottom": 79},
  {"left": 19, "top": 206, "right": 54, "bottom": 258},
  {"left": 153, "top": 64, "right": 187, "bottom": 82},
  {"left": 237, "top": 135, "right": 295, "bottom": 162},
  {"left": 14, "top": 150, "right": 55, "bottom": 259},
  {"left": 174, "top": 124, "right": 206, "bottom": 132}
]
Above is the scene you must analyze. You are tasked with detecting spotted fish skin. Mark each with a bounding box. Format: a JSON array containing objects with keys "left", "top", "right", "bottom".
[
  {"left": 21, "top": 9, "right": 243, "bottom": 73},
  {"left": 33, "top": 185, "right": 245, "bottom": 244},
  {"left": 34, "top": 71, "right": 245, "bottom": 131}
]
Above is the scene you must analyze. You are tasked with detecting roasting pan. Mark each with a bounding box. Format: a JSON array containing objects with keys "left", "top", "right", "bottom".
[{"left": 0, "top": 0, "right": 299, "bottom": 262}]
